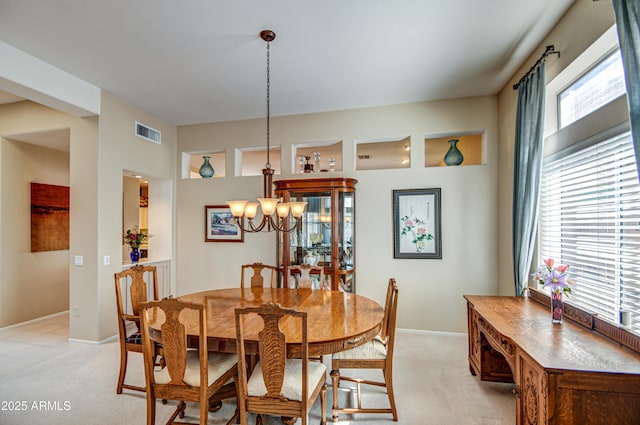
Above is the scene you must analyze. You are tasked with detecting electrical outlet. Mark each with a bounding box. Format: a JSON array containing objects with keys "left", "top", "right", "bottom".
[
  {"left": 104, "top": 255, "right": 110, "bottom": 265},
  {"left": 74, "top": 306, "right": 80, "bottom": 318},
  {"left": 74, "top": 255, "right": 83, "bottom": 266}
]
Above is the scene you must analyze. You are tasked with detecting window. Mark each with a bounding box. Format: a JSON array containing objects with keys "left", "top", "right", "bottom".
[
  {"left": 538, "top": 130, "right": 640, "bottom": 333},
  {"left": 558, "top": 49, "right": 626, "bottom": 129},
  {"left": 540, "top": 27, "right": 637, "bottom": 335}
]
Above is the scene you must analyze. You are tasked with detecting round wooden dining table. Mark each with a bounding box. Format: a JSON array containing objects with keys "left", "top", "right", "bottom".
[{"left": 147, "top": 287, "right": 385, "bottom": 357}]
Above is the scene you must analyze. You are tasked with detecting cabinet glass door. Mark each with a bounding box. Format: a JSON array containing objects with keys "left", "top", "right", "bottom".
[
  {"left": 274, "top": 178, "right": 357, "bottom": 292},
  {"left": 290, "top": 191, "right": 332, "bottom": 289},
  {"left": 338, "top": 191, "right": 355, "bottom": 292}
]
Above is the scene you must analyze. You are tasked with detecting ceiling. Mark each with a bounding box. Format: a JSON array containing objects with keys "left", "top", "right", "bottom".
[{"left": 0, "top": 0, "right": 575, "bottom": 126}]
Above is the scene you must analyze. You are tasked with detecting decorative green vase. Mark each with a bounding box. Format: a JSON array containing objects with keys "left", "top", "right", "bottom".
[
  {"left": 199, "top": 156, "right": 214, "bottom": 178},
  {"left": 444, "top": 139, "right": 464, "bottom": 166}
]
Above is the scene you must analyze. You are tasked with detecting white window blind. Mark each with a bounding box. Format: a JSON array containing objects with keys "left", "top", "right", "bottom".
[{"left": 538, "top": 131, "right": 640, "bottom": 333}]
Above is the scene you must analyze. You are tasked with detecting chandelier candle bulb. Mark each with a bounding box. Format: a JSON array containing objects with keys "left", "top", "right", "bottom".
[
  {"left": 257, "top": 198, "right": 279, "bottom": 216},
  {"left": 244, "top": 202, "right": 259, "bottom": 219},
  {"left": 227, "top": 200, "right": 248, "bottom": 217},
  {"left": 289, "top": 202, "right": 308, "bottom": 218},
  {"left": 276, "top": 203, "right": 291, "bottom": 218}
]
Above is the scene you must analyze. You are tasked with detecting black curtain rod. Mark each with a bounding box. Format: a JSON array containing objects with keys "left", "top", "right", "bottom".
[{"left": 513, "top": 45, "right": 560, "bottom": 90}]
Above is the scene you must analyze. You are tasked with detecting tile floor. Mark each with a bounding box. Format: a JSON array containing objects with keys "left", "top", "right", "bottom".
[{"left": 0, "top": 313, "right": 77, "bottom": 378}]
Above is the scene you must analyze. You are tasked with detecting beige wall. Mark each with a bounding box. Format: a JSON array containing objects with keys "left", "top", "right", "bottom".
[
  {"left": 496, "top": 0, "right": 616, "bottom": 295},
  {"left": 0, "top": 0, "right": 616, "bottom": 337},
  {"left": 95, "top": 91, "right": 177, "bottom": 341},
  {"left": 0, "top": 94, "right": 176, "bottom": 342},
  {"left": 0, "top": 101, "right": 97, "bottom": 331},
  {"left": 178, "top": 96, "right": 498, "bottom": 333},
  {"left": 0, "top": 137, "right": 69, "bottom": 325}
]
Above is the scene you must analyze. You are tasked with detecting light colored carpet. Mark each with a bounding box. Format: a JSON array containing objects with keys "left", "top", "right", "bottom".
[{"left": 0, "top": 315, "right": 514, "bottom": 424}]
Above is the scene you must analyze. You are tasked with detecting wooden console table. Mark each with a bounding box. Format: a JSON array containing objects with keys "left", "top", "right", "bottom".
[{"left": 464, "top": 295, "right": 640, "bottom": 425}]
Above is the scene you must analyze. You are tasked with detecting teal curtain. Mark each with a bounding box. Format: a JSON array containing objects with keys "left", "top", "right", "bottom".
[
  {"left": 612, "top": 0, "right": 640, "bottom": 181},
  {"left": 512, "top": 64, "right": 546, "bottom": 296}
]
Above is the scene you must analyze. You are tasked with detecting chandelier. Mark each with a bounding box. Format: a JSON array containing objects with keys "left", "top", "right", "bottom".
[{"left": 226, "top": 30, "right": 307, "bottom": 233}]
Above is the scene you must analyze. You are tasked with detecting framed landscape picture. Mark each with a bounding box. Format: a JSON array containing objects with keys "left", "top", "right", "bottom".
[
  {"left": 393, "top": 188, "right": 441, "bottom": 259},
  {"left": 204, "top": 205, "right": 243, "bottom": 242}
]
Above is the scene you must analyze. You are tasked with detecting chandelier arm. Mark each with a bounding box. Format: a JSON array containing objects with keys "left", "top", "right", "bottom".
[
  {"left": 270, "top": 216, "right": 300, "bottom": 233},
  {"left": 235, "top": 214, "right": 299, "bottom": 234},
  {"left": 248, "top": 217, "right": 268, "bottom": 233},
  {"left": 234, "top": 216, "right": 267, "bottom": 233}
]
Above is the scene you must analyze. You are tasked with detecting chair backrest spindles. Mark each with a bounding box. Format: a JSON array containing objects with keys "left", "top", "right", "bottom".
[
  {"left": 140, "top": 297, "right": 207, "bottom": 388},
  {"left": 241, "top": 263, "right": 278, "bottom": 288},
  {"left": 114, "top": 265, "right": 159, "bottom": 332},
  {"left": 384, "top": 279, "right": 399, "bottom": 360},
  {"left": 235, "top": 302, "right": 309, "bottom": 401},
  {"left": 287, "top": 264, "right": 325, "bottom": 289}
]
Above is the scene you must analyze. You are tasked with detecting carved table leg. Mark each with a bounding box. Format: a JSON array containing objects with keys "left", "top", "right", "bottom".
[{"left": 330, "top": 369, "right": 340, "bottom": 422}]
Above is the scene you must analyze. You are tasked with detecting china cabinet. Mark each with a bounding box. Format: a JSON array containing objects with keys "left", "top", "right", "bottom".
[{"left": 274, "top": 178, "right": 357, "bottom": 292}]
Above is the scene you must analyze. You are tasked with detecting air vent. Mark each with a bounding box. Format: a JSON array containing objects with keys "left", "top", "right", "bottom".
[
  {"left": 357, "top": 154, "right": 371, "bottom": 160},
  {"left": 135, "top": 121, "right": 161, "bottom": 144}
]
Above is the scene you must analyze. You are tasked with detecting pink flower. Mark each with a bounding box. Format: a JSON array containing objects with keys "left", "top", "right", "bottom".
[
  {"left": 531, "top": 258, "right": 574, "bottom": 298},
  {"left": 417, "top": 227, "right": 426, "bottom": 235},
  {"left": 405, "top": 219, "right": 413, "bottom": 227}
]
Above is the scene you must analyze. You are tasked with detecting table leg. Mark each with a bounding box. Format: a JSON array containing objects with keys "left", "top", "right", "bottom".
[{"left": 330, "top": 369, "right": 340, "bottom": 422}]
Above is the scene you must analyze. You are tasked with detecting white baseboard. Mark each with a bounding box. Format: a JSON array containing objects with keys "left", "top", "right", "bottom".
[
  {"left": 398, "top": 327, "right": 467, "bottom": 338},
  {"left": 68, "top": 334, "right": 118, "bottom": 345},
  {"left": 0, "top": 310, "right": 68, "bottom": 332}
]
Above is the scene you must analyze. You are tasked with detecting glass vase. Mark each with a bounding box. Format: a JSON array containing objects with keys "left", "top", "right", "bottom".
[
  {"left": 444, "top": 139, "right": 464, "bottom": 166},
  {"left": 551, "top": 291, "right": 563, "bottom": 324},
  {"left": 198, "top": 155, "right": 214, "bottom": 178},
  {"left": 130, "top": 247, "right": 140, "bottom": 263}
]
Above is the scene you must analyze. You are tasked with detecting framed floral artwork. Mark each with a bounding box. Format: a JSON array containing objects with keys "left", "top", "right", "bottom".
[
  {"left": 204, "top": 205, "right": 244, "bottom": 242},
  {"left": 393, "top": 188, "right": 441, "bottom": 259}
]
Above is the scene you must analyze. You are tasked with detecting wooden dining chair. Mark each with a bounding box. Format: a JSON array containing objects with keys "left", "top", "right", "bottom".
[
  {"left": 140, "top": 297, "right": 238, "bottom": 425},
  {"left": 234, "top": 302, "right": 328, "bottom": 425},
  {"left": 330, "top": 278, "right": 399, "bottom": 421},
  {"left": 241, "top": 262, "right": 278, "bottom": 288},
  {"left": 287, "top": 264, "right": 326, "bottom": 289},
  {"left": 114, "top": 264, "right": 162, "bottom": 394}
]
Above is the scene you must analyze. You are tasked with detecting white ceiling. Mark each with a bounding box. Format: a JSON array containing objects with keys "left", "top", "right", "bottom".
[{"left": 0, "top": 0, "right": 574, "bottom": 126}]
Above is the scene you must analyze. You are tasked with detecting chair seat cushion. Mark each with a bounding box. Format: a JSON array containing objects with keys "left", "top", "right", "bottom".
[
  {"left": 125, "top": 332, "right": 142, "bottom": 344},
  {"left": 248, "top": 358, "right": 327, "bottom": 401},
  {"left": 155, "top": 350, "right": 236, "bottom": 387},
  {"left": 332, "top": 336, "right": 387, "bottom": 360}
]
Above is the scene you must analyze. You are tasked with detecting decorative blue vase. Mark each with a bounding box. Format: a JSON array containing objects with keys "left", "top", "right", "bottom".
[
  {"left": 444, "top": 139, "right": 464, "bottom": 166},
  {"left": 130, "top": 247, "right": 140, "bottom": 263},
  {"left": 199, "top": 156, "right": 214, "bottom": 178}
]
